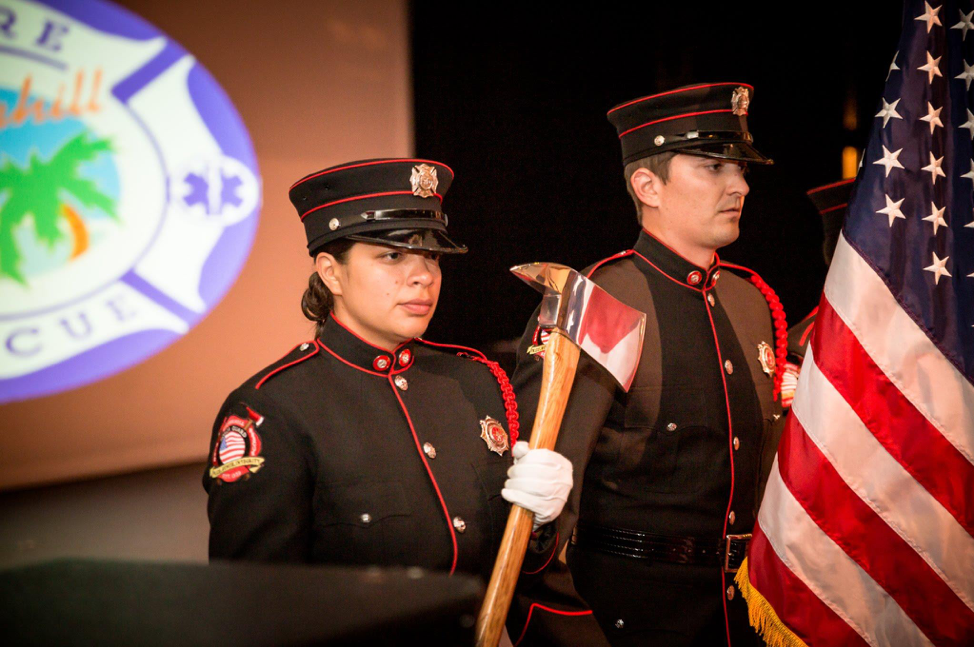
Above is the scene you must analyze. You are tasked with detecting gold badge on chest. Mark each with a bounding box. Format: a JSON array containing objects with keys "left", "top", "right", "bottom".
[
  {"left": 480, "top": 415, "right": 510, "bottom": 455},
  {"left": 757, "top": 341, "right": 776, "bottom": 377}
]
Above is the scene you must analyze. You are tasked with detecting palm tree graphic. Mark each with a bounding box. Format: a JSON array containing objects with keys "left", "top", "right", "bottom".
[{"left": 0, "top": 132, "right": 116, "bottom": 284}]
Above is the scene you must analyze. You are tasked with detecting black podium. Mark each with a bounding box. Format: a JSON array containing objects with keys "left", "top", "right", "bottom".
[{"left": 1, "top": 559, "right": 482, "bottom": 646}]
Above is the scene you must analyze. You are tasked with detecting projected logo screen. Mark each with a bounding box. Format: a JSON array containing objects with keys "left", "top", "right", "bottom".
[{"left": 0, "top": 0, "right": 261, "bottom": 403}]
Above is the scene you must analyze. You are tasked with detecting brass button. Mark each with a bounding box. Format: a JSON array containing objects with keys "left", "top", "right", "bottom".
[
  {"left": 329, "top": 218, "right": 340, "bottom": 230},
  {"left": 733, "top": 436, "right": 740, "bottom": 450},
  {"left": 300, "top": 342, "right": 310, "bottom": 351},
  {"left": 726, "top": 585, "right": 735, "bottom": 600},
  {"left": 724, "top": 359, "right": 734, "bottom": 374},
  {"left": 394, "top": 375, "right": 408, "bottom": 391},
  {"left": 423, "top": 442, "right": 436, "bottom": 459},
  {"left": 666, "top": 422, "right": 677, "bottom": 432},
  {"left": 360, "top": 513, "right": 372, "bottom": 525},
  {"left": 729, "top": 511, "right": 736, "bottom": 525},
  {"left": 453, "top": 516, "right": 466, "bottom": 533},
  {"left": 614, "top": 619, "right": 625, "bottom": 629},
  {"left": 654, "top": 135, "right": 665, "bottom": 146},
  {"left": 708, "top": 293, "right": 716, "bottom": 307}
]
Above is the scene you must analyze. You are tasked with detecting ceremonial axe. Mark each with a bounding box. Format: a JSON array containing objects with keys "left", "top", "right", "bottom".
[{"left": 475, "top": 262, "right": 646, "bottom": 647}]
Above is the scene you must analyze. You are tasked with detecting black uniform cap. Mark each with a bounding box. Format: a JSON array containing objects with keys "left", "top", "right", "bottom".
[
  {"left": 289, "top": 158, "right": 466, "bottom": 255},
  {"left": 607, "top": 82, "right": 773, "bottom": 166},
  {"left": 807, "top": 178, "right": 855, "bottom": 266}
]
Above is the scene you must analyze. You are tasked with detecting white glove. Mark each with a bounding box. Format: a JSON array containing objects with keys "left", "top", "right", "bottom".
[{"left": 501, "top": 441, "right": 573, "bottom": 531}]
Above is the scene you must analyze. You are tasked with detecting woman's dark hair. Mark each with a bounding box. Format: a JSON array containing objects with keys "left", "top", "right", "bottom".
[{"left": 301, "top": 238, "right": 356, "bottom": 338}]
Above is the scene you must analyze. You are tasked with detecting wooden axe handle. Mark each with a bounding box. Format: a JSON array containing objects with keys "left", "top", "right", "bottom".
[{"left": 475, "top": 330, "right": 581, "bottom": 647}]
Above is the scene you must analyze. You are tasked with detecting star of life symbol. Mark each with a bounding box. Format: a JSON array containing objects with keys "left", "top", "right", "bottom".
[
  {"left": 731, "top": 87, "right": 750, "bottom": 116},
  {"left": 410, "top": 163, "right": 438, "bottom": 198},
  {"left": 0, "top": 0, "right": 261, "bottom": 403}
]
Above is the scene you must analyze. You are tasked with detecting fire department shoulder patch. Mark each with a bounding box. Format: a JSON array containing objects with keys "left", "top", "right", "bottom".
[{"left": 209, "top": 410, "right": 265, "bottom": 483}]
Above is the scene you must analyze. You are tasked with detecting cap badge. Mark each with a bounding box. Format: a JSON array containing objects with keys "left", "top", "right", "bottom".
[
  {"left": 757, "top": 341, "right": 776, "bottom": 377},
  {"left": 410, "top": 163, "right": 439, "bottom": 198},
  {"left": 731, "top": 87, "right": 750, "bottom": 116},
  {"left": 480, "top": 415, "right": 510, "bottom": 455}
]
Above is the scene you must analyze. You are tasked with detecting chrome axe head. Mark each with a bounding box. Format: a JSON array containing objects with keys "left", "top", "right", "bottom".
[{"left": 511, "top": 262, "right": 646, "bottom": 391}]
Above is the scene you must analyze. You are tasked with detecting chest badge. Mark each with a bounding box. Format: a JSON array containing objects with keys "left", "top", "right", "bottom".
[
  {"left": 757, "top": 341, "right": 776, "bottom": 377},
  {"left": 480, "top": 415, "right": 510, "bottom": 456}
]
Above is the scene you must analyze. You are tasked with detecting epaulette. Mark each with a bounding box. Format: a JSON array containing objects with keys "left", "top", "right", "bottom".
[
  {"left": 416, "top": 339, "right": 520, "bottom": 445},
  {"left": 254, "top": 340, "right": 320, "bottom": 390},
  {"left": 717, "top": 262, "right": 788, "bottom": 401}
]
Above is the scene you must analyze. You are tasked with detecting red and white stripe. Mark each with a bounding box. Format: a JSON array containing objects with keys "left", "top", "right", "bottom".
[
  {"left": 218, "top": 432, "right": 246, "bottom": 464},
  {"left": 748, "top": 234, "right": 974, "bottom": 646}
]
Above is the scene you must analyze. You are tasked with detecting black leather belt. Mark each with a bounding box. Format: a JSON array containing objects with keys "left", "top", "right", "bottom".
[{"left": 571, "top": 522, "right": 751, "bottom": 573}]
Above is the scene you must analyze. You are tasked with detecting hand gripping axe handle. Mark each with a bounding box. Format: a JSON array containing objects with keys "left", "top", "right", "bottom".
[{"left": 475, "top": 263, "right": 646, "bottom": 647}]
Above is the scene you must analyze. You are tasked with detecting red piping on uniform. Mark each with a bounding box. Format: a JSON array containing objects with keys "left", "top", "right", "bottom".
[
  {"left": 632, "top": 250, "right": 704, "bottom": 293},
  {"left": 718, "top": 262, "right": 788, "bottom": 400},
  {"left": 416, "top": 339, "right": 487, "bottom": 360},
  {"left": 520, "top": 531, "right": 559, "bottom": 575},
  {"left": 290, "top": 158, "right": 455, "bottom": 190},
  {"left": 255, "top": 342, "right": 320, "bottom": 389},
  {"left": 512, "top": 604, "right": 594, "bottom": 647},
  {"left": 417, "top": 339, "right": 520, "bottom": 446},
  {"left": 607, "top": 82, "right": 753, "bottom": 115},
  {"left": 315, "top": 339, "right": 388, "bottom": 377},
  {"left": 618, "top": 109, "right": 735, "bottom": 138},
  {"left": 806, "top": 178, "right": 855, "bottom": 194},
  {"left": 329, "top": 313, "right": 400, "bottom": 355},
  {"left": 703, "top": 292, "right": 737, "bottom": 647},
  {"left": 818, "top": 203, "right": 848, "bottom": 215},
  {"left": 300, "top": 190, "right": 443, "bottom": 220},
  {"left": 390, "top": 379, "right": 459, "bottom": 575},
  {"left": 585, "top": 250, "right": 634, "bottom": 278}
]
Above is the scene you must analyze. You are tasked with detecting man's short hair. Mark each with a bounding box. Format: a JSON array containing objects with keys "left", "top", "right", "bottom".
[{"left": 624, "top": 151, "right": 676, "bottom": 219}]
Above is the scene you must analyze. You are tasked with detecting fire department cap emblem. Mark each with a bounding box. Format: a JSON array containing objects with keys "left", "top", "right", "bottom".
[
  {"left": 480, "top": 415, "right": 510, "bottom": 456},
  {"left": 209, "top": 409, "right": 265, "bottom": 483},
  {"left": 731, "top": 86, "right": 750, "bottom": 116},
  {"left": 410, "top": 164, "right": 438, "bottom": 198},
  {"left": 757, "top": 341, "right": 776, "bottom": 377}
]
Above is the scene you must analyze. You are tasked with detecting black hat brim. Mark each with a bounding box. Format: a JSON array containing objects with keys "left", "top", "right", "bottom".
[
  {"left": 346, "top": 228, "right": 468, "bottom": 255},
  {"left": 680, "top": 140, "right": 773, "bottom": 165}
]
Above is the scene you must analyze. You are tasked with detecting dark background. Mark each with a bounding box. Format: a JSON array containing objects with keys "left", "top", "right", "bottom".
[{"left": 413, "top": 2, "right": 905, "bottom": 350}]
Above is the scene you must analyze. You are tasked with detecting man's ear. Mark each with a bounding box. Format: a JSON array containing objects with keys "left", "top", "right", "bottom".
[
  {"left": 315, "top": 252, "right": 343, "bottom": 297},
  {"left": 630, "top": 167, "right": 662, "bottom": 209}
]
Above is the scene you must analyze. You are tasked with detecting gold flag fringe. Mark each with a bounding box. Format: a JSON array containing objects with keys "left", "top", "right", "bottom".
[{"left": 735, "top": 558, "right": 809, "bottom": 647}]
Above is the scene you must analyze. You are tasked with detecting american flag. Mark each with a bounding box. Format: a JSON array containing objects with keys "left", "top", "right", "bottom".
[{"left": 737, "top": 1, "right": 974, "bottom": 645}]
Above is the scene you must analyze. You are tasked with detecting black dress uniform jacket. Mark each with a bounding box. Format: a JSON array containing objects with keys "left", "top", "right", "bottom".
[
  {"left": 205, "top": 315, "right": 577, "bottom": 639},
  {"left": 510, "top": 230, "right": 784, "bottom": 647}
]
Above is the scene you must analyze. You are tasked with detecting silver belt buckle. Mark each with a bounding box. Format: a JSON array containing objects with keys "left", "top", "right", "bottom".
[{"left": 723, "top": 533, "right": 752, "bottom": 573}]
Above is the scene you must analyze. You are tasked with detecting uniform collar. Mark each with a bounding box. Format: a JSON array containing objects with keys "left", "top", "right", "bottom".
[
  {"left": 317, "top": 313, "right": 416, "bottom": 375},
  {"left": 633, "top": 229, "right": 721, "bottom": 290}
]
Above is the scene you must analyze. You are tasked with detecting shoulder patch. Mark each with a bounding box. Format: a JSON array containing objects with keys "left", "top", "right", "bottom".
[
  {"left": 209, "top": 405, "right": 265, "bottom": 483},
  {"left": 255, "top": 340, "right": 319, "bottom": 390}
]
